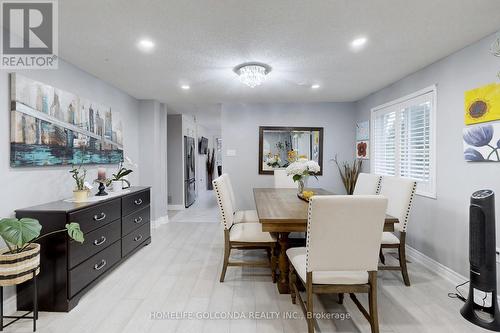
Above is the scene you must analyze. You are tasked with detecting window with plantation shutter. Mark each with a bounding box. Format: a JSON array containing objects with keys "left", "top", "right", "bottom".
[{"left": 371, "top": 86, "right": 436, "bottom": 198}]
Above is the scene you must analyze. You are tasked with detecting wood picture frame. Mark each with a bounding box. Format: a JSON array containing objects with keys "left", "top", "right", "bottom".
[{"left": 258, "top": 126, "right": 324, "bottom": 175}]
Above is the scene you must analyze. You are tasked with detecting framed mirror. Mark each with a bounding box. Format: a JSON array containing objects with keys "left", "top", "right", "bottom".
[{"left": 259, "top": 126, "right": 324, "bottom": 175}]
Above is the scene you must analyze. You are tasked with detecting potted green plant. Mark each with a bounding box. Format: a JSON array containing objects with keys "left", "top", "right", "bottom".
[
  {"left": 70, "top": 164, "right": 88, "bottom": 202},
  {"left": 0, "top": 218, "right": 84, "bottom": 286},
  {"left": 108, "top": 163, "right": 133, "bottom": 193}
]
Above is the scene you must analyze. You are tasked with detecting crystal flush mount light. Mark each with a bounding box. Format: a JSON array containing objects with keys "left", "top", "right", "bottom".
[{"left": 233, "top": 62, "right": 272, "bottom": 88}]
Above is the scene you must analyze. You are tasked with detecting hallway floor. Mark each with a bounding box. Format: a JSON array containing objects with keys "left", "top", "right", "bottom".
[{"left": 168, "top": 189, "right": 219, "bottom": 223}]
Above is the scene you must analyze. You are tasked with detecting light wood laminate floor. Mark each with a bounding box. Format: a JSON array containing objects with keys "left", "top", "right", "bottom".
[{"left": 8, "top": 222, "right": 489, "bottom": 333}]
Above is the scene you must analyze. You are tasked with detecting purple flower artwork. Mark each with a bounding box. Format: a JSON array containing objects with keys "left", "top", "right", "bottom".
[{"left": 463, "top": 122, "right": 500, "bottom": 162}]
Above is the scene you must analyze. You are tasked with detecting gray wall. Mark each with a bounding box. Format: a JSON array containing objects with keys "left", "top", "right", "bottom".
[
  {"left": 0, "top": 59, "right": 141, "bottom": 304},
  {"left": 167, "top": 115, "right": 183, "bottom": 205},
  {"left": 355, "top": 32, "right": 500, "bottom": 279},
  {"left": 138, "top": 100, "right": 168, "bottom": 220},
  {"left": 221, "top": 102, "right": 357, "bottom": 209}
]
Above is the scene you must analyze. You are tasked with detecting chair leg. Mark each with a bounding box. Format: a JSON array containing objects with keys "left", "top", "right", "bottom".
[
  {"left": 399, "top": 242, "right": 410, "bottom": 286},
  {"left": 338, "top": 293, "right": 344, "bottom": 305},
  {"left": 289, "top": 264, "right": 297, "bottom": 304},
  {"left": 306, "top": 272, "right": 314, "bottom": 333},
  {"left": 220, "top": 243, "right": 231, "bottom": 283},
  {"left": 270, "top": 245, "right": 277, "bottom": 283},
  {"left": 368, "top": 272, "right": 379, "bottom": 333},
  {"left": 379, "top": 248, "right": 385, "bottom": 265}
]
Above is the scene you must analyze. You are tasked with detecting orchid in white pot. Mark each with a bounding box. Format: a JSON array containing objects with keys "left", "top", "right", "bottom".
[{"left": 285, "top": 158, "right": 320, "bottom": 194}]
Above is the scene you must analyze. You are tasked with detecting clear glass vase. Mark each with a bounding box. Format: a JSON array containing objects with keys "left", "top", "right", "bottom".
[{"left": 297, "top": 176, "right": 308, "bottom": 194}]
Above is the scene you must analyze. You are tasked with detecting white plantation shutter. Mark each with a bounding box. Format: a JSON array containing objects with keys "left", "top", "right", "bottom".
[
  {"left": 373, "top": 109, "right": 397, "bottom": 176},
  {"left": 371, "top": 87, "right": 436, "bottom": 198}
]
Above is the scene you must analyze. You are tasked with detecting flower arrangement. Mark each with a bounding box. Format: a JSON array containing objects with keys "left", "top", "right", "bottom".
[
  {"left": 266, "top": 154, "right": 282, "bottom": 168},
  {"left": 286, "top": 158, "right": 320, "bottom": 193}
]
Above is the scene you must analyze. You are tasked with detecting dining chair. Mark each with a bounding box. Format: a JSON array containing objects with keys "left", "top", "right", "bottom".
[
  {"left": 353, "top": 173, "right": 382, "bottom": 195},
  {"left": 287, "top": 195, "right": 388, "bottom": 333},
  {"left": 213, "top": 176, "right": 277, "bottom": 283},
  {"left": 378, "top": 176, "right": 417, "bottom": 286},
  {"left": 273, "top": 169, "right": 296, "bottom": 188},
  {"left": 221, "top": 173, "right": 259, "bottom": 223}
]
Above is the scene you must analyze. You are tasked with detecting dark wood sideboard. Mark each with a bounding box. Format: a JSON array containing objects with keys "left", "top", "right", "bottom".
[{"left": 15, "top": 186, "right": 151, "bottom": 312}]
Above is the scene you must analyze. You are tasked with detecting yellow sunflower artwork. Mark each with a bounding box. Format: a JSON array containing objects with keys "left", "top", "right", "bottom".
[{"left": 465, "top": 83, "right": 500, "bottom": 125}]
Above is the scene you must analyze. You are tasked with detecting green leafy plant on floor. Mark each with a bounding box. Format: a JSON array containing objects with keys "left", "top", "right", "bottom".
[{"left": 0, "top": 218, "right": 84, "bottom": 254}]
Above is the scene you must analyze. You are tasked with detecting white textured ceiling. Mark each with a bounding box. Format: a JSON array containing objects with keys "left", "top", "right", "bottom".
[{"left": 59, "top": 1, "right": 500, "bottom": 115}]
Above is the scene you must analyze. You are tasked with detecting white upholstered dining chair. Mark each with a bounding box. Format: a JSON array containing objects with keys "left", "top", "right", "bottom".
[
  {"left": 287, "top": 195, "right": 388, "bottom": 333},
  {"left": 213, "top": 176, "right": 277, "bottom": 283},
  {"left": 273, "top": 169, "right": 296, "bottom": 188},
  {"left": 353, "top": 173, "right": 382, "bottom": 195},
  {"left": 221, "top": 173, "right": 259, "bottom": 223},
  {"left": 378, "top": 176, "right": 417, "bottom": 286}
]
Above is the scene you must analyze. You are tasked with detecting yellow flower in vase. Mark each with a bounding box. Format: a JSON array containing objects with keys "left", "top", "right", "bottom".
[{"left": 287, "top": 150, "right": 297, "bottom": 162}]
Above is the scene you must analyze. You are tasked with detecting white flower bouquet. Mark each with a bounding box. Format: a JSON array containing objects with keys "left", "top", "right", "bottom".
[
  {"left": 266, "top": 154, "right": 281, "bottom": 168},
  {"left": 286, "top": 158, "right": 320, "bottom": 193}
]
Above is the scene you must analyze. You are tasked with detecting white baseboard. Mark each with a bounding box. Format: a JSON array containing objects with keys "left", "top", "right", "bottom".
[
  {"left": 404, "top": 245, "right": 497, "bottom": 305},
  {"left": 152, "top": 215, "right": 169, "bottom": 228},
  {"left": 168, "top": 205, "right": 185, "bottom": 210},
  {"left": 406, "top": 245, "right": 468, "bottom": 286}
]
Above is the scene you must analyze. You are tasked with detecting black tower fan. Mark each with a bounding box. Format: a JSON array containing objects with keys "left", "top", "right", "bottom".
[{"left": 461, "top": 189, "right": 500, "bottom": 331}]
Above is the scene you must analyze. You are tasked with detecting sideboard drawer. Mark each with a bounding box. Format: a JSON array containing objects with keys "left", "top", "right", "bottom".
[
  {"left": 122, "top": 207, "right": 150, "bottom": 236},
  {"left": 122, "top": 222, "right": 151, "bottom": 257},
  {"left": 69, "top": 240, "right": 121, "bottom": 298},
  {"left": 69, "top": 220, "right": 121, "bottom": 269},
  {"left": 69, "top": 199, "right": 121, "bottom": 233},
  {"left": 122, "top": 190, "right": 150, "bottom": 216}
]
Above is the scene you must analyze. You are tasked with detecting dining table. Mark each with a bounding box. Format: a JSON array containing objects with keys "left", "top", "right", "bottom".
[{"left": 253, "top": 188, "right": 399, "bottom": 294}]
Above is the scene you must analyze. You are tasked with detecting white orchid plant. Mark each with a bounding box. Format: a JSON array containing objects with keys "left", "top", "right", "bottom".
[{"left": 285, "top": 158, "right": 320, "bottom": 182}]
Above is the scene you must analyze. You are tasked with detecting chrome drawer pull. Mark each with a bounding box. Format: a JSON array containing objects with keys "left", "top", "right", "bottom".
[
  {"left": 93, "top": 236, "right": 106, "bottom": 246},
  {"left": 93, "top": 212, "right": 106, "bottom": 221},
  {"left": 134, "top": 234, "right": 143, "bottom": 242},
  {"left": 134, "top": 217, "right": 143, "bottom": 224},
  {"left": 134, "top": 199, "right": 143, "bottom": 206},
  {"left": 94, "top": 259, "right": 106, "bottom": 271}
]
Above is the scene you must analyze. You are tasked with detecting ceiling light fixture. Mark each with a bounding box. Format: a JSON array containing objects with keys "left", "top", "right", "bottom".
[
  {"left": 233, "top": 62, "right": 272, "bottom": 88},
  {"left": 181, "top": 85, "right": 190, "bottom": 90},
  {"left": 137, "top": 39, "right": 155, "bottom": 52},
  {"left": 351, "top": 37, "right": 368, "bottom": 49},
  {"left": 311, "top": 84, "right": 320, "bottom": 89}
]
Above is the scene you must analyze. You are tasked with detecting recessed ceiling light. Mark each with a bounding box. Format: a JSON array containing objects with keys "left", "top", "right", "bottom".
[
  {"left": 181, "top": 85, "right": 190, "bottom": 90},
  {"left": 137, "top": 39, "right": 155, "bottom": 52},
  {"left": 311, "top": 84, "right": 320, "bottom": 89},
  {"left": 351, "top": 37, "right": 368, "bottom": 49}
]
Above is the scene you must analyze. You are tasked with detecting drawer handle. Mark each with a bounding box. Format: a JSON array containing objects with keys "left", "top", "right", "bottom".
[
  {"left": 94, "top": 259, "right": 107, "bottom": 271},
  {"left": 134, "top": 199, "right": 143, "bottom": 206},
  {"left": 134, "top": 234, "right": 143, "bottom": 242},
  {"left": 134, "top": 216, "right": 143, "bottom": 224},
  {"left": 93, "top": 212, "right": 106, "bottom": 221},
  {"left": 93, "top": 236, "right": 107, "bottom": 246}
]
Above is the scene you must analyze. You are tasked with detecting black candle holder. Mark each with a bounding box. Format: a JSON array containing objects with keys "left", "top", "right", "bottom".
[{"left": 95, "top": 180, "right": 108, "bottom": 196}]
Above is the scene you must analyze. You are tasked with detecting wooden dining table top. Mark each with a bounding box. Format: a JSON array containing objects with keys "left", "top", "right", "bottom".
[{"left": 253, "top": 188, "right": 399, "bottom": 233}]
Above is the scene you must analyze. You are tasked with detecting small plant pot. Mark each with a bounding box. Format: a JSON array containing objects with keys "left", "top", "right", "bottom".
[
  {"left": 73, "top": 190, "right": 89, "bottom": 202},
  {"left": 109, "top": 180, "right": 124, "bottom": 193},
  {"left": 0, "top": 243, "right": 40, "bottom": 287}
]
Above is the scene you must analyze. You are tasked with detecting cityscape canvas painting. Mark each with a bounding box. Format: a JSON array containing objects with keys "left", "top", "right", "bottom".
[{"left": 10, "top": 74, "right": 124, "bottom": 167}]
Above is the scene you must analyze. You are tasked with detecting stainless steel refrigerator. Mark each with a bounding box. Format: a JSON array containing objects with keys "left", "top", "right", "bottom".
[{"left": 184, "top": 136, "right": 196, "bottom": 208}]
